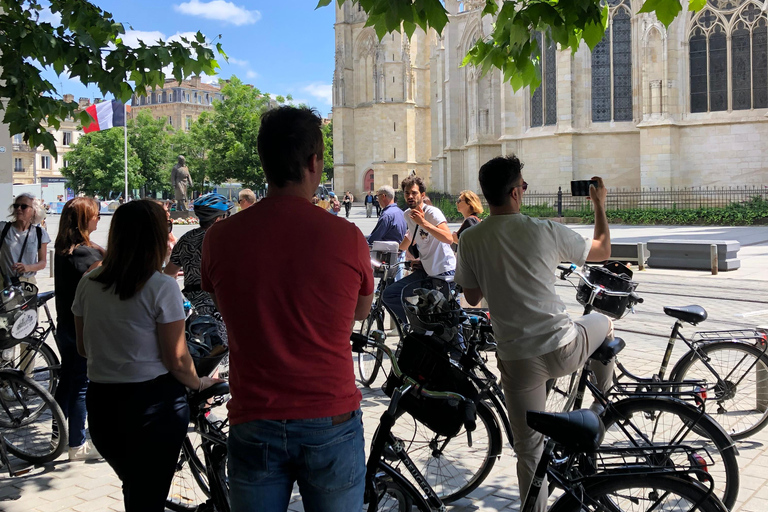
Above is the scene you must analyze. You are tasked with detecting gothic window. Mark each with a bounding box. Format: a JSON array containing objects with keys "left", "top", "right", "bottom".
[
  {"left": 689, "top": 1, "right": 767, "bottom": 112},
  {"left": 591, "top": 0, "right": 633, "bottom": 122},
  {"left": 531, "top": 33, "right": 557, "bottom": 127}
]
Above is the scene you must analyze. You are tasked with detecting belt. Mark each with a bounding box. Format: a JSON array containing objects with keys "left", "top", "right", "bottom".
[{"left": 331, "top": 411, "right": 353, "bottom": 425}]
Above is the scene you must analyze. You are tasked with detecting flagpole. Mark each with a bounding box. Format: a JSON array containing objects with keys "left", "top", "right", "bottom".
[{"left": 124, "top": 102, "right": 128, "bottom": 202}]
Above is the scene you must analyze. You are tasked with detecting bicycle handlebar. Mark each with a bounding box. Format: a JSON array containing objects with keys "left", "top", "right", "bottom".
[{"left": 350, "top": 332, "right": 477, "bottom": 432}]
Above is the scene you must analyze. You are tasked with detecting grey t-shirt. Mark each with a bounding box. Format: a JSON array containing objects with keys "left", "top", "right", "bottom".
[
  {"left": 455, "top": 214, "right": 591, "bottom": 361},
  {"left": 0, "top": 221, "right": 50, "bottom": 280},
  {"left": 72, "top": 267, "right": 186, "bottom": 383}
]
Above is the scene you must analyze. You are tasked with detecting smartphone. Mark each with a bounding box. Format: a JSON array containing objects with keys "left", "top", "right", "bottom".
[{"left": 571, "top": 180, "right": 598, "bottom": 197}]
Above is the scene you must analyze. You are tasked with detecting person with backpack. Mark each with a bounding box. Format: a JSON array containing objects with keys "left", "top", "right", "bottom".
[
  {"left": 0, "top": 193, "right": 50, "bottom": 286},
  {"left": 330, "top": 193, "right": 341, "bottom": 216}
]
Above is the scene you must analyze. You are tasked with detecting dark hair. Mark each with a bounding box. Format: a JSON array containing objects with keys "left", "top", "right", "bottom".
[
  {"left": 55, "top": 197, "right": 100, "bottom": 255},
  {"left": 257, "top": 106, "right": 323, "bottom": 188},
  {"left": 478, "top": 155, "right": 524, "bottom": 207},
  {"left": 400, "top": 175, "right": 426, "bottom": 194},
  {"left": 92, "top": 200, "right": 168, "bottom": 300}
]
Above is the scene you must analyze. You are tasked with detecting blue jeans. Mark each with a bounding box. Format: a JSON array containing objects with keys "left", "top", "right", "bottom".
[
  {"left": 382, "top": 268, "right": 428, "bottom": 324},
  {"left": 53, "top": 326, "right": 88, "bottom": 448},
  {"left": 228, "top": 409, "right": 365, "bottom": 512}
]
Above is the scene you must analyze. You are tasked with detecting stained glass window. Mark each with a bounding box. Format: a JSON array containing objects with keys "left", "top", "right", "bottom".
[
  {"left": 732, "top": 23, "right": 752, "bottom": 110},
  {"left": 753, "top": 19, "right": 768, "bottom": 108},
  {"left": 709, "top": 27, "right": 728, "bottom": 111},
  {"left": 690, "top": 29, "right": 709, "bottom": 113},
  {"left": 545, "top": 42, "right": 558, "bottom": 125},
  {"left": 591, "top": 1, "right": 632, "bottom": 122}
]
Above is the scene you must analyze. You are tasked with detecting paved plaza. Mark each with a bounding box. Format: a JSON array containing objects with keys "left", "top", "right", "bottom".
[{"left": 1, "top": 205, "right": 767, "bottom": 511}]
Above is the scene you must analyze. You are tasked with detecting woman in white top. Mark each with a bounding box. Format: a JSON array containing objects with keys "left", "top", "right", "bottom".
[
  {"left": 73, "top": 200, "right": 218, "bottom": 512},
  {"left": 0, "top": 192, "right": 50, "bottom": 285}
]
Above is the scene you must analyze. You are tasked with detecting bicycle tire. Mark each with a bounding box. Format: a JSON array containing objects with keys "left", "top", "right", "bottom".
[
  {"left": 0, "top": 369, "right": 67, "bottom": 464},
  {"left": 166, "top": 435, "right": 212, "bottom": 511},
  {"left": 673, "top": 341, "right": 768, "bottom": 440},
  {"left": 600, "top": 396, "right": 739, "bottom": 510},
  {"left": 546, "top": 369, "right": 581, "bottom": 413},
  {"left": 358, "top": 312, "right": 385, "bottom": 387},
  {"left": 2, "top": 340, "right": 60, "bottom": 397},
  {"left": 364, "top": 461, "right": 431, "bottom": 512},
  {"left": 549, "top": 474, "right": 727, "bottom": 512},
  {"left": 391, "top": 399, "right": 502, "bottom": 503}
]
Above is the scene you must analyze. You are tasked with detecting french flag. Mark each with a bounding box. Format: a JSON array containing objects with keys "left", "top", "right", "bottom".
[{"left": 83, "top": 100, "right": 126, "bottom": 133}]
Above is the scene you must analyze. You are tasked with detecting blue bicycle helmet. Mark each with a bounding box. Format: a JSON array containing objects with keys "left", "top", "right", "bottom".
[{"left": 192, "top": 193, "right": 234, "bottom": 224}]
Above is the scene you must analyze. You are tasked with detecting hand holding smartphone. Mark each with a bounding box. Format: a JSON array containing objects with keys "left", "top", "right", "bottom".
[{"left": 571, "top": 180, "right": 598, "bottom": 197}]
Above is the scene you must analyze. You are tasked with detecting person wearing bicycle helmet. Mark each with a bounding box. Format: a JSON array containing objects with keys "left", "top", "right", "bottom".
[{"left": 164, "top": 193, "right": 233, "bottom": 344}]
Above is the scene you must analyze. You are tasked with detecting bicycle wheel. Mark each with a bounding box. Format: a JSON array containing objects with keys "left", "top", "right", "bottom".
[
  {"left": 600, "top": 396, "right": 739, "bottom": 510},
  {"left": 364, "top": 461, "right": 431, "bottom": 512},
  {"left": 673, "top": 341, "right": 768, "bottom": 440},
  {"left": 391, "top": 399, "right": 502, "bottom": 503},
  {"left": 546, "top": 369, "right": 581, "bottom": 413},
  {"left": 2, "top": 340, "right": 59, "bottom": 396},
  {"left": 166, "top": 435, "right": 211, "bottom": 511},
  {"left": 0, "top": 369, "right": 67, "bottom": 464},
  {"left": 358, "top": 312, "right": 385, "bottom": 387},
  {"left": 549, "top": 474, "right": 727, "bottom": 512}
]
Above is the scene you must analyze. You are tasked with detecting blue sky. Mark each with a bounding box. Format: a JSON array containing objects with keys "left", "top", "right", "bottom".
[{"left": 40, "top": 0, "right": 337, "bottom": 116}]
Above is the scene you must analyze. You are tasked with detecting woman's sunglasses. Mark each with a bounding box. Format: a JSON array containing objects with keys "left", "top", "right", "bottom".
[
  {"left": 12, "top": 203, "right": 31, "bottom": 211},
  {"left": 168, "top": 220, "right": 173, "bottom": 233}
]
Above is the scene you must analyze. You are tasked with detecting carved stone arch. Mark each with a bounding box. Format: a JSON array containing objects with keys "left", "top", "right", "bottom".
[
  {"left": 687, "top": 6, "right": 728, "bottom": 35},
  {"left": 458, "top": 17, "right": 482, "bottom": 58},
  {"left": 355, "top": 28, "right": 377, "bottom": 58},
  {"left": 731, "top": 0, "right": 766, "bottom": 29},
  {"left": 354, "top": 29, "right": 378, "bottom": 104},
  {"left": 643, "top": 22, "right": 668, "bottom": 42}
]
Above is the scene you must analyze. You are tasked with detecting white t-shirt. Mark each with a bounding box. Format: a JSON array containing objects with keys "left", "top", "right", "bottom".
[
  {"left": 0, "top": 222, "right": 50, "bottom": 280},
  {"left": 404, "top": 205, "right": 456, "bottom": 277},
  {"left": 455, "top": 214, "right": 591, "bottom": 361},
  {"left": 72, "top": 267, "right": 186, "bottom": 383}
]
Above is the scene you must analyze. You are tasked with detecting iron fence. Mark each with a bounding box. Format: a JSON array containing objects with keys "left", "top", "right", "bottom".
[{"left": 429, "top": 185, "right": 768, "bottom": 217}]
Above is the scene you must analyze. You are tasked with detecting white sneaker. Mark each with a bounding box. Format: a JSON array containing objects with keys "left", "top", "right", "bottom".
[{"left": 68, "top": 441, "right": 102, "bottom": 461}]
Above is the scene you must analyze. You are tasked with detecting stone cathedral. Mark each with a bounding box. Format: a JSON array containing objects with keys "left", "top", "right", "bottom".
[{"left": 332, "top": 0, "right": 768, "bottom": 196}]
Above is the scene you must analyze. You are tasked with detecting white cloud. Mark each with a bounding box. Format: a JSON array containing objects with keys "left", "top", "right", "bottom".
[
  {"left": 245, "top": 70, "right": 258, "bottom": 79},
  {"left": 228, "top": 57, "right": 249, "bottom": 67},
  {"left": 200, "top": 74, "right": 219, "bottom": 84},
  {"left": 174, "top": 0, "right": 261, "bottom": 26},
  {"left": 119, "top": 30, "right": 166, "bottom": 47},
  {"left": 302, "top": 82, "right": 332, "bottom": 106},
  {"left": 38, "top": 7, "right": 62, "bottom": 25},
  {"left": 288, "top": 98, "right": 310, "bottom": 107}
]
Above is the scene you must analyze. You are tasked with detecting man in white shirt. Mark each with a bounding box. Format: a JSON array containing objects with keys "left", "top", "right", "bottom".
[
  {"left": 455, "top": 155, "right": 614, "bottom": 512},
  {"left": 382, "top": 175, "right": 456, "bottom": 323}
]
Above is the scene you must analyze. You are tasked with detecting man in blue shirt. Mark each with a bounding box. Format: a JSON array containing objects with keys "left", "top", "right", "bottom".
[{"left": 367, "top": 185, "right": 406, "bottom": 244}]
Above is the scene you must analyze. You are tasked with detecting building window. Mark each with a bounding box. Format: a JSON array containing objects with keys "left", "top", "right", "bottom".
[
  {"left": 689, "top": 2, "right": 767, "bottom": 112},
  {"left": 185, "top": 116, "right": 192, "bottom": 131},
  {"left": 40, "top": 156, "right": 50, "bottom": 169},
  {"left": 168, "top": 116, "right": 173, "bottom": 126},
  {"left": 592, "top": 0, "right": 633, "bottom": 122},
  {"left": 12, "top": 134, "right": 22, "bottom": 144},
  {"left": 62, "top": 131, "right": 72, "bottom": 146},
  {"left": 531, "top": 32, "right": 557, "bottom": 127},
  {"left": 13, "top": 158, "right": 23, "bottom": 172},
  {"left": 392, "top": 174, "right": 399, "bottom": 189}
]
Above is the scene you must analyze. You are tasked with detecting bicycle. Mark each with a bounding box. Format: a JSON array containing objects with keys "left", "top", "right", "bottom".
[
  {"left": 558, "top": 262, "right": 768, "bottom": 440},
  {"left": 166, "top": 347, "right": 230, "bottom": 512},
  {"left": 523, "top": 407, "right": 728, "bottom": 512},
  {"left": 386, "top": 274, "right": 740, "bottom": 508},
  {"left": 0, "top": 368, "right": 67, "bottom": 466},
  {"left": 0, "top": 288, "right": 60, "bottom": 396}
]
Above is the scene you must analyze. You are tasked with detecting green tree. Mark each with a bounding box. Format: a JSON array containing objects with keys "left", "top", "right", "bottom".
[
  {"left": 128, "top": 111, "right": 171, "bottom": 197},
  {"left": 0, "top": 0, "right": 224, "bottom": 158},
  {"left": 318, "top": 0, "right": 704, "bottom": 91},
  {"left": 62, "top": 128, "right": 142, "bottom": 198},
  {"left": 322, "top": 121, "right": 333, "bottom": 182},
  {"left": 196, "top": 76, "right": 272, "bottom": 188}
]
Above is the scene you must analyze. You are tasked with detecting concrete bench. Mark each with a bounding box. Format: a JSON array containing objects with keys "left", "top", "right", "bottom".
[
  {"left": 610, "top": 242, "right": 650, "bottom": 269},
  {"left": 647, "top": 239, "right": 741, "bottom": 272}
]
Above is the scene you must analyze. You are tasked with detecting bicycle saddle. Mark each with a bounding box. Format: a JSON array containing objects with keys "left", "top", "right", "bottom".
[
  {"left": 527, "top": 409, "right": 605, "bottom": 453},
  {"left": 36, "top": 291, "right": 55, "bottom": 305},
  {"left": 589, "top": 337, "right": 625, "bottom": 364},
  {"left": 663, "top": 305, "right": 708, "bottom": 325},
  {"left": 194, "top": 381, "right": 230, "bottom": 404}
]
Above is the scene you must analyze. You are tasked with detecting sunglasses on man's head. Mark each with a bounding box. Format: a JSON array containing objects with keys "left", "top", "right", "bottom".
[
  {"left": 521, "top": 181, "right": 528, "bottom": 192},
  {"left": 12, "top": 203, "right": 31, "bottom": 211}
]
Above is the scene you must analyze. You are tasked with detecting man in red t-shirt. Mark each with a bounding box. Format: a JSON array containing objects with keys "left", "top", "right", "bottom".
[{"left": 201, "top": 106, "right": 373, "bottom": 512}]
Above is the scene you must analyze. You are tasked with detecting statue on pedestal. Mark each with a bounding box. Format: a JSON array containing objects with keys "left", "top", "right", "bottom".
[{"left": 171, "top": 155, "right": 193, "bottom": 212}]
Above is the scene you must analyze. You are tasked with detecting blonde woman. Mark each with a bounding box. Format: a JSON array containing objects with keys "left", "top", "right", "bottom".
[
  {"left": 451, "top": 190, "right": 484, "bottom": 251},
  {"left": 0, "top": 193, "right": 50, "bottom": 285}
]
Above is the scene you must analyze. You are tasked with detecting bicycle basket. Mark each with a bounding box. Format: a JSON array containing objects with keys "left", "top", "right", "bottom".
[
  {"left": 186, "top": 314, "right": 227, "bottom": 377},
  {"left": 576, "top": 263, "right": 637, "bottom": 319},
  {"left": 0, "top": 282, "right": 39, "bottom": 350},
  {"left": 401, "top": 278, "right": 464, "bottom": 343},
  {"left": 384, "top": 331, "right": 478, "bottom": 437}
]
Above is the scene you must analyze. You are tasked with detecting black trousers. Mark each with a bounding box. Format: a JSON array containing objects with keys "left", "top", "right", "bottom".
[{"left": 87, "top": 373, "right": 189, "bottom": 512}]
